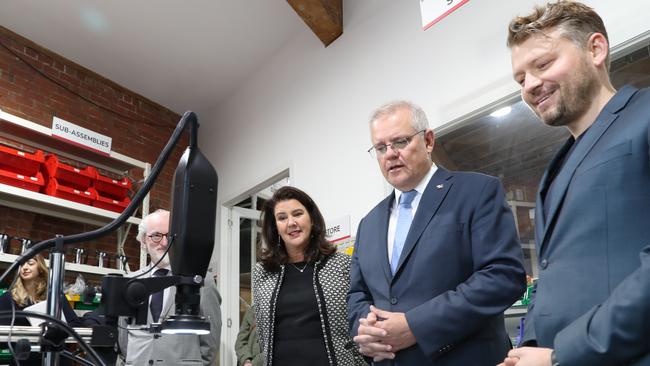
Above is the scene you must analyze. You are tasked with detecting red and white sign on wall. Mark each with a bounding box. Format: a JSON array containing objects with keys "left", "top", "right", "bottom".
[
  {"left": 420, "top": 0, "right": 469, "bottom": 30},
  {"left": 325, "top": 215, "right": 351, "bottom": 243}
]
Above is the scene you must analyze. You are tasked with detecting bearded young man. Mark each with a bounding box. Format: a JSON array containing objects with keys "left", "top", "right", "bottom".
[{"left": 500, "top": 2, "right": 650, "bottom": 365}]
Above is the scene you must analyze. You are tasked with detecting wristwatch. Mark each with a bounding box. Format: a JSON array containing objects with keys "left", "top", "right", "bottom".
[{"left": 551, "top": 350, "right": 560, "bottom": 366}]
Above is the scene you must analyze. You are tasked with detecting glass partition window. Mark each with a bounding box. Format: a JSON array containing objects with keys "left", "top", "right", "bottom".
[{"left": 433, "top": 41, "right": 650, "bottom": 277}]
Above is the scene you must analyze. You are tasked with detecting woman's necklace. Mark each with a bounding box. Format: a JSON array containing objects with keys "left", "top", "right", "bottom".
[{"left": 290, "top": 262, "right": 308, "bottom": 273}]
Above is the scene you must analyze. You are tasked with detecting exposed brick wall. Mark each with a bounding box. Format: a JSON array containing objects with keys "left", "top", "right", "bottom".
[{"left": 0, "top": 26, "right": 188, "bottom": 285}]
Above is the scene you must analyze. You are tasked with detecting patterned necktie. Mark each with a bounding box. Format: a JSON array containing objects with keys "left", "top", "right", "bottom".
[
  {"left": 391, "top": 190, "right": 418, "bottom": 274},
  {"left": 150, "top": 268, "right": 169, "bottom": 322}
]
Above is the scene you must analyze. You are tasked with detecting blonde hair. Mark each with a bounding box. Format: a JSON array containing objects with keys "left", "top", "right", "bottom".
[
  {"left": 11, "top": 254, "right": 48, "bottom": 307},
  {"left": 507, "top": 1, "right": 610, "bottom": 70}
]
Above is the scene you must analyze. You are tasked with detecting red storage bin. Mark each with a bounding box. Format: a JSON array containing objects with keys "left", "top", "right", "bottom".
[
  {"left": 0, "top": 145, "right": 45, "bottom": 176},
  {"left": 93, "top": 171, "right": 131, "bottom": 200},
  {"left": 44, "top": 178, "right": 96, "bottom": 205},
  {"left": 91, "top": 189, "right": 131, "bottom": 213},
  {"left": 0, "top": 168, "right": 45, "bottom": 192},
  {"left": 43, "top": 154, "right": 95, "bottom": 190}
]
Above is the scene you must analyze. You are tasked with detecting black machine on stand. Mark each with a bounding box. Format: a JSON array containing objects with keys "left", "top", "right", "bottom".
[{"left": 0, "top": 111, "right": 218, "bottom": 366}]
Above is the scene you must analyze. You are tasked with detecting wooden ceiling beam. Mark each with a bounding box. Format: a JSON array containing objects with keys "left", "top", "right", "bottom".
[{"left": 287, "top": 0, "right": 342, "bottom": 47}]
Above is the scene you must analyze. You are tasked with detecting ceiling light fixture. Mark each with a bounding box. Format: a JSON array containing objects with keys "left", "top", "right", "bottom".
[{"left": 490, "top": 106, "right": 512, "bottom": 118}]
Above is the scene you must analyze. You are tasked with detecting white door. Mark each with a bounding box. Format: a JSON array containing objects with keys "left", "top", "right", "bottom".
[{"left": 219, "top": 205, "right": 261, "bottom": 366}]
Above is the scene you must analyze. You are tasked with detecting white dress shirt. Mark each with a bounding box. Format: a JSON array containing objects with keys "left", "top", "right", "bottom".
[{"left": 387, "top": 164, "right": 437, "bottom": 265}]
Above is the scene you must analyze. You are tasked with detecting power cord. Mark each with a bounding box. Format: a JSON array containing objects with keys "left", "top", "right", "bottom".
[
  {"left": 6, "top": 275, "right": 22, "bottom": 366},
  {"left": 0, "top": 311, "right": 106, "bottom": 366}
]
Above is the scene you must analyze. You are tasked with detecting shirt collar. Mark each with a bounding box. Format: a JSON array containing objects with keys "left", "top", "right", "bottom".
[
  {"left": 148, "top": 264, "right": 171, "bottom": 274},
  {"left": 394, "top": 163, "right": 437, "bottom": 203}
]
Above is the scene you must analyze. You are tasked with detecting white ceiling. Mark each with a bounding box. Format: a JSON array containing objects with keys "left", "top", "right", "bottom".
[{"left": 0, "top": 0, "right": 307, "bottom": 117}]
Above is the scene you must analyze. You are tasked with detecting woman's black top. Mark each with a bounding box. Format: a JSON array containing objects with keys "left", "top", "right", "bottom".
[
  {"left": 0, "top": 292, "right": 30, "bottom": 325},
  {"left": 0, "top": 291, "right": 81, "bottom": 326},
  {"left": 272, "top": 262, "right": 329, "bottom": 365},
  {"left": 0, "top": 292, "right": 82, "bottom": 366}
]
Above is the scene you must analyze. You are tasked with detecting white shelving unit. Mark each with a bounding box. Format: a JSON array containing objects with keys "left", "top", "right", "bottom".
[
  {"left": 0, "top": 108, "right": 151, "bottom": 275},
  {"left": 0, "top": 253, "right": 122, "bottom": 276},
  {"left": 0, "top": 182, "right": 142, "bottom": 227}
]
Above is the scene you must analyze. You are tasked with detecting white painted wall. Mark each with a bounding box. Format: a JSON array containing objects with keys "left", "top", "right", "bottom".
[{"left": 203, "top": 0, "right": 649, "bottom": 231}]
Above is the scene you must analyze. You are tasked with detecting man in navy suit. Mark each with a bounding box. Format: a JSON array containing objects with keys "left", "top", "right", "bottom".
[
  {"left": 348, "top": 100, "right": 527, "bottom": 365},
  {"left": 501, "top": 2, "right": 650, "bottom": 366}
]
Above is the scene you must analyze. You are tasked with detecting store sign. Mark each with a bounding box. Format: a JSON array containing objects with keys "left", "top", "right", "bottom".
[
  {"left": 52, "top": 117, "right": 112, "bottom": 155},
  {"left": 420, "top": 0, "right": 469, "bottom": 30},
  {"left": 325, "top": 215, "right": 351, "bottom": 243}
]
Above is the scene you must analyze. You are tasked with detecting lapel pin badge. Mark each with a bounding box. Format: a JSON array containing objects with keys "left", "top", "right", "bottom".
[{"left": 436, "top": 184, "right": 444, "bottom": 189}]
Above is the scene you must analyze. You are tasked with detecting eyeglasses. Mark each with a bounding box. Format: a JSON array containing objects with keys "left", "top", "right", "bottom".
[
  {"left": 147, "top": 233, "right": 169, "bottom": 243},
  {"left": 367, "top": 130, "right": 426, "bottom": 158}
]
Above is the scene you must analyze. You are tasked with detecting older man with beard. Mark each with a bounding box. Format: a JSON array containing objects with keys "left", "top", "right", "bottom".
[
  {"left": 501, "top": 2, "right": 650, "bottom": 366},
  {"left": 117, "top": 209, "right": 222, "bottom": 366}
]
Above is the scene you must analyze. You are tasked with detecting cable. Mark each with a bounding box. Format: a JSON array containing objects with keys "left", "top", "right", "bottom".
[
  {"left": 60, "top": 350, "right": 96, "bottom": 366},
  {"left": 0, "top": 311, "right": 107, "bottom": 366},
  {"left": 6, "top": 275, "right": 21, "bottom": 366},
  {"left": 0, "top": 38, "right": 176, "bottom": 130}
]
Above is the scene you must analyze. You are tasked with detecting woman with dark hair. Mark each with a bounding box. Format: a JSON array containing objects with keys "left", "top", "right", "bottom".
[{"left": 252, "top": 186, "right": 366, "bottom": 366}]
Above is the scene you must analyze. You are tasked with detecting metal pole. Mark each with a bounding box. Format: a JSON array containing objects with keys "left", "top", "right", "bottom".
[{"left": 44, "top": 235, "right": 66, "bottom": 366}]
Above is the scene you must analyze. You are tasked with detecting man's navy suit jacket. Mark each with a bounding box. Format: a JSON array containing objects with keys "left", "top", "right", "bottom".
[
  {"left": 523, "top": 86, "right": 650, "bottom": 365},
  {"left": 348, "top": 167, "right": 526, "bottom": 365}
]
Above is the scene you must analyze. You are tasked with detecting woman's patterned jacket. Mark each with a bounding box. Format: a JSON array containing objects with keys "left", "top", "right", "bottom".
[{"left": 252, "top": 252, "right": 367, "bottom": 366}]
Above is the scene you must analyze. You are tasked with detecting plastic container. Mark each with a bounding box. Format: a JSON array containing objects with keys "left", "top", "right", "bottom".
[
  {"left": 93, "top": 170, "right": 131, "bottom": 200},
  {"left": 65, "top": 294, "right": 81, "bottom": 302},
  {"left": 44, "top": 178, "right": 96, "bottom": 205},
  {"left": 91, "top": 188, "right": 131, "bottom": 213},
  {"left": 75, "top": 302, "right": 99, "bottom": 311},
  {"left": 0, "top": 348, "right": 11, "bottom": 362},
  {"left": 0, "top": 168, "right": 45, "bottom": 192},
  {"left": 43, "top": 154, "right": 95, "bottom": 190},
  {"left": 0, "top": 145, "right": 45, "bottom": 176},
  {"left": 65, "top": 293, "right": 80, "bottom": 310},
  {"left": 74, "top": 293, "right": 101, "bottom": 310}
]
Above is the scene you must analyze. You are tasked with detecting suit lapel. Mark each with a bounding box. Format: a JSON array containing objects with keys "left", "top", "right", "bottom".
[
  {"left": 538, "top": 86, "right": 638, "bottom": 253},
  {"left": 392, "top": 168, "right": 453, "bottom": 280},
  {"left": 376, "top": 195, "right": 395, "bottom": 284},
  {"left": 143, "top": 267, "right": 175, "bottom": 322},
  {"left": 535, "top": 138, "right": 573, "bottom": 247},
  {"left": 161, "top": 281, "right": 176, "bottom": 319}
]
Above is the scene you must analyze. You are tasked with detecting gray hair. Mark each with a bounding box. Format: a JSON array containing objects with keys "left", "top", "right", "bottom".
[
  {"left": 136, "top": 209, "right": 170, "bottom": 244},
  {"left": 369, "top": 100, "right": 429, "bottom": 132}
]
